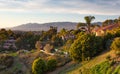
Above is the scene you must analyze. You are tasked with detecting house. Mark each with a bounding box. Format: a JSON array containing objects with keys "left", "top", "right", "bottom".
[
  {"left": 3, "top": 37, "right": 17, "bottom": 49},
  {"left": 92, "top": 24, "right": 120, "bottom": 36},
  {"left": 79, "top": 26, "right": 88, "bottom": 32},
  {"left": 61, "top": 33, "right": 75, "bottom": 41}
]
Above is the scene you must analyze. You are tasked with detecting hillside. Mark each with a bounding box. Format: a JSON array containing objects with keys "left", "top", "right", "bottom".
[
  {"left": 11, "top": 22, "right": 77, "bottom": 31},
  {"left": 60, "top": 50, "right": 120, "bottom": 74},
  {"left": 10, "top": 22, "right": 102, "bottom": 31}
]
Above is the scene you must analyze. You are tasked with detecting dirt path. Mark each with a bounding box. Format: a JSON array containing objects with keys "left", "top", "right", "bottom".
[{"left": 47, "top": 61, "right": 75, "bottom": 74}]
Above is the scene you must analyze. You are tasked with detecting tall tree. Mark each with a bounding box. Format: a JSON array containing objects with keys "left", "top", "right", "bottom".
[{"left": 84, "top": 16, "right": 95, "bottom": 33}]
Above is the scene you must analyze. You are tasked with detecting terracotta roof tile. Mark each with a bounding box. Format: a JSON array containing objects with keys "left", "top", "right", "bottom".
[{"left": 94, "top": 24, "right": 119, "bottom": 32}]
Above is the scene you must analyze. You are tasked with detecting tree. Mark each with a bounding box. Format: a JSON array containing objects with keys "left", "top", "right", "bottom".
[
  {"left": 15, "top": 32, "right": 40, "bottom": 50},
  {"left": 40, "top": 26, "right": 57, "bottom": 41},
  {"left": 110, "top": 37, "right": 120, "bottom": 51},
  {"left": 102, "top": 19, "right": 114, "bottom": 27},
  {"left": 7, "top": 29, "right": 14, "bottom": 37},
  {"left": 63, "top": 39, "right": 73, "bottom": 52},
  {"left": 51, "top": 35, "right": 63, "bottom": 47},
  {"left": 47, "top": 59, "right": 57, "bottom": 71},
  {"left": 84, "top": 16, "right": 95, "bottom": 33},
  {"left": 69, "top": 33, "right": 103, "bottom": 62},
  {"left": 35, "top": 41, "right": 43, "bottom": 50},
  {"left": 59, "top": 28, "right": 67, "bottom": 36},
  {"left": 32, "top": 58, "right": 46, "bottom": 74},
  {"left": 44, "top": 44, "right": 54, "bottom": 53}
]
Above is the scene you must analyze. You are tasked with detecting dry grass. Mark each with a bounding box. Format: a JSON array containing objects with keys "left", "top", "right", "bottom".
[{"left": 62, "top": 50, "right": 116, "bottom": 74}]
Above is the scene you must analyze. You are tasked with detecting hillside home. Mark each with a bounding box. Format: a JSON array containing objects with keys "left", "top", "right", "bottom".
[
  {"left": 3, "top": 37, "right": 17, "bottom": 49},
  {"left": 61, "top": 33, "right": 75, "bottom": 41},
  {"left": 79, "top": 26, "right": 88, "bottom": 32},
  {"left": 92, "top": 24, "right": 120, "bottom": 36}
]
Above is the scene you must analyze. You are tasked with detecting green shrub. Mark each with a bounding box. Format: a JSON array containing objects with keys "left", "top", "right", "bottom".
[
  {"left": 111, "top": 37, "right": 120, "bottom": 51},
  {"left": 47, "top": 59, "right": 57, "bottom": 71},
  {"left": 69, "top": 33, "right": 103, "bottom": 62},
  {"left": 32, "top": 58, "right": 47, "bottom": 74}
]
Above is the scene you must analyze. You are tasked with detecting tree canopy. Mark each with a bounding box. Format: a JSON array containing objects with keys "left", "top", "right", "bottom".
[
  {"left": 84, "top": 16, "right": 95, "bottom": 33},
  {"left": 69, "top": 33, "right": 103, "bottom": 62}
]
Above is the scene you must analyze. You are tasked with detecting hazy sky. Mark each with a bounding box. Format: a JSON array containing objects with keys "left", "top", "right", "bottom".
[{"left": 0, "top": 0, "right": 120, "bottom": 28}]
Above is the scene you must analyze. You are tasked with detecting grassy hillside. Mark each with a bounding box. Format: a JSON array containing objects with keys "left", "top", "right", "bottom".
[
  {"left": 78, "top": 60, "right": 120, "bottom": 74},
  {"left": 60, "top": 50, "right": 120, "bottom": 74}
]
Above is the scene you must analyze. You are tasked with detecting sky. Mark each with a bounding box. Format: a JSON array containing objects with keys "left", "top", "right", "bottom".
[{"left": 0, "top": 0, "right": 120, "bottom": 28}]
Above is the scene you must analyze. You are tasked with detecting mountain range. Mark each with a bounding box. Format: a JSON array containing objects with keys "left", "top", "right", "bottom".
[{"left": 11, "top": 22, "right": 102, "bottom": 31}]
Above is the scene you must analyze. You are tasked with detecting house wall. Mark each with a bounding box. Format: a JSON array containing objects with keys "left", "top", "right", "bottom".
[{"left": 96, "top": 30, "right": 105, "bottom": 36}]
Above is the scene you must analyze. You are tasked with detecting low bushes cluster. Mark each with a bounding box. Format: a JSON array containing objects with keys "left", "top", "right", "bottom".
[
  {"left": 110, "top": 37, "right": 120, "bottom": 51},
  {"left": 32, "top": 58, "right": 47, "bottom": 74},
  {"left": 32, "top": 58, "right": 57, "bottom": 74},
  {"left": 47, "top": 59, "right": 57, "bottom": 71}
]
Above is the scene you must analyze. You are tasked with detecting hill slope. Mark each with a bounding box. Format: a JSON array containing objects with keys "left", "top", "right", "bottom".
[
  {"left": 11, "top": 22, "right": 77, "bottom": 31},
  {"left": 11, "top": 22, "right": 102, "bottom": 31},
  {"left": 60, "top": 50, "right": 120, "bottom": 74}
]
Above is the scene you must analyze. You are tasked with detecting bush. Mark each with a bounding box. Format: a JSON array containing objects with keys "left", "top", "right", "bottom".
[
  {"left": 111, "top": 37, "right": 120, "bottom": 51},
  {"left": 32, "top": 58, "right": 47, "bottom": 74},
  {"left": 47, "top": 59, "right": 57, "bottom": 71},
  {"left": 0, "top": 54, "right": 14, "bottom": 68}
]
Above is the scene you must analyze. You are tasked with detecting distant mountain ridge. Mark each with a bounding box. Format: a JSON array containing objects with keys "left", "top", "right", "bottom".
[{"left": 11, "top": 22, "right": 102, "bottom": 31}]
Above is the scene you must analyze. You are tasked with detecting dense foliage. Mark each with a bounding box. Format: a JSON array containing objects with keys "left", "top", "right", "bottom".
[
  {"left": 47, "top": 59, "right": 57, "bottom": 71},
  {"left": 69, "top": 33, "right": 103, "bottom": 62},
  {"left": 16, "top": 32, "right": 40, "bottom": 50},
  {"left": 111, "top": 37, "right": 120, "bottom": 51},
  {"left": 32, "top": 58, "right": 47, "bottom": 74}
]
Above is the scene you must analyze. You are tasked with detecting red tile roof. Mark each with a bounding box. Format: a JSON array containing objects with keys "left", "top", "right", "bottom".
[{"left": 94, "top": 24, "right": 119, "bottom": 32}]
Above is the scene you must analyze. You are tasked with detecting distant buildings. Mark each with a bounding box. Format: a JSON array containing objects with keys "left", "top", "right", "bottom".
[
  {"left": 92, "top": 24, "right": 120, "bottom": 36},
  {"left": 78, "top": 26, "right": 88, "bottom": 32},
  {"left": 2, "top": 37, "right": 17, "bottom": 49},
  {"left": 61, "top": 33, "right": 75, "bottom": 41}
]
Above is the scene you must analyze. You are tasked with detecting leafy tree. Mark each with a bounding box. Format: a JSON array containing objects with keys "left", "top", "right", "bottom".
[
  {"left": 0, "top": 29, "right": 8, "bottom": 41},
  {"left": 40, "top": 26, "right": 57, "bottom": 41},
  {"left": 63, "top": 39, "right": 74, "bottom": 52},
  {"left": 15, "top": 32, "right": 39, "bottom": 50},
  {"left": 32, "top": 58, "right": 47, "bottom": 74},
  {"left": 111, "top": 37, "right": 120, "bottom": 51},
  {"left": 7, "top": 29, "right": 14, "bottom": 37},
  {"left": 102, "top": 19, "right": 114, "bottom": 27},
  {"left": 84, "top": 16, "right": 95, "bottom": 33},
  {"left": 35, "top": 41, "right": 43, "bottom": 50},
  {"left": 51, "top": 35, "right": 63, "bottom": 47},
  {"left": 44, "top": 44, "right": 54, "bottom": 53},
  {"left": 69, "top": 33, "right": 103, "bottom": 62},
  {"left": 47, "top": 59, "right": 57, "bottom": 71},
  {"left": 59, "top": 28, "right": 69, "bottom": 37}
]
